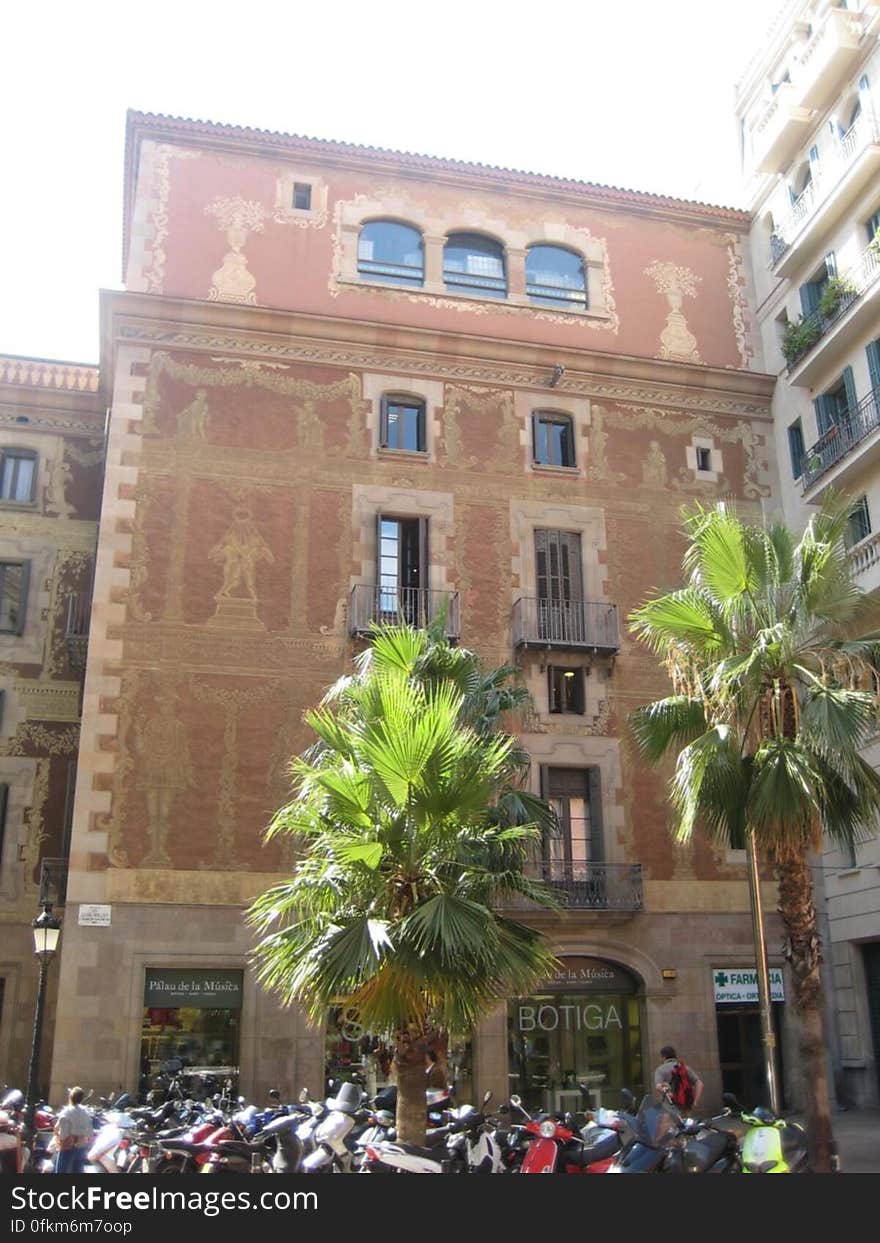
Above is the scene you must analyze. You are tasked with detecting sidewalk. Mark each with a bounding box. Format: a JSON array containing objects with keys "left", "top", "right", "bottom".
[{"left": 830, "top": 1108, "right": 880, "bottom": 1173}]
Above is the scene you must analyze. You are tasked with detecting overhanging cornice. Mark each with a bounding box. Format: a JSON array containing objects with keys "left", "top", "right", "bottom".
[{"left": 100, "top": 289, "right": 775, "bottom": 421}]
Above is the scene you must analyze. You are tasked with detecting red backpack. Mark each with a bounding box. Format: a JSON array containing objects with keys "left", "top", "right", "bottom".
[{"left": 669, "top": 1061, "right": 695, "bottom": 1110}]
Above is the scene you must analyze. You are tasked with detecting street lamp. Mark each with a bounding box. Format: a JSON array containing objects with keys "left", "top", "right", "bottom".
[
  {"left": 745, "top": 833, "right": 782, "bottom": 1114},
  {"left": 24, "top": 902, "right": 62, "bottom": 1141}
]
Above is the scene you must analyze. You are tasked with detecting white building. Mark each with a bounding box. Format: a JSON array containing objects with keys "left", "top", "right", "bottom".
[{"left": 737, "top": 0, "right": 880, "bottom": 1107}]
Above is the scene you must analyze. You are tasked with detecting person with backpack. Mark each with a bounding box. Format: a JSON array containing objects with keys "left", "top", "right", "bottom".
[{"left": 653, "top": 1045, "right": 703, "bottom": 1113}]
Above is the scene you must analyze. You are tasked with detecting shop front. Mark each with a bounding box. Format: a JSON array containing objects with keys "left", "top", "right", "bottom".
[
  {"left": 713, "top": 966, "right": 785, "bottom": 1108},
  {"left": 140, "top": 967, "right": 244, "bottom": 1101},
  {"left": 508, "top": 957, "right": 643, "bottom": 1112}
]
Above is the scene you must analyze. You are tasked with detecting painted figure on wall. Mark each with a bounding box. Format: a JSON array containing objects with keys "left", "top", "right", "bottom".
[
  {"left": 136, "top": 697, "right": 193, "bottom": 867},
  {"left": 177, "top": 389, "right": 210, "bottom": 441},
  {"left": 210, "top": 506, "right": 275, "bottom": 601},
  {"left": 642, "top": 440, "right": 668, "bottom": 487}
]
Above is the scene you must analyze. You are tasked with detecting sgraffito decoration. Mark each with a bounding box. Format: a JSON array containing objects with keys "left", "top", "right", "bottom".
[
  {"left": 204, "top": 196, "right": 269, "bottom": 305},
  {"left": 644, "top": 261, "right": 702, "bottom": 363}
]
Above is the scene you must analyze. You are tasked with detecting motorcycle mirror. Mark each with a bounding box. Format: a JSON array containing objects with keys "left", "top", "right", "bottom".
[
  {"left": 298, "top": 1088, "right": 309, "bottom": 1103},
  {"left": 510, "top": 1095, "right": 522, "bottom": 1108},
  {"left": 722, "top": 1092, "right": 741, "bottom": 1110},
  {"left": 482, "top": 1090, "right": 493, "bottom": 1106},
  {"left": 268, "top": 1089, "right": 280, "bottom": 1101}
]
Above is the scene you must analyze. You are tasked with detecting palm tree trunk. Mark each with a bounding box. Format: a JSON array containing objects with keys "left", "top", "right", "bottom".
[
  {"left": 394, "top": 1029, "right": 428, "bottom": 1146},
  {"left": 775, "top": 849, "right": 835, "bottom": 1173}
]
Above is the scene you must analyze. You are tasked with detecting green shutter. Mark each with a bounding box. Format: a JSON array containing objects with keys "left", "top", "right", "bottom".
[
  {"left": 814, "top": 395, "right": 834, "bottom": 435},
  {"left": 843, "top": 366, "right": 858, "bottom": 417},
  {"left": 787, "top": 421, "right": 805, "bottom": 479},
  {"left": 867, "top": 340, "right": 880, "bottom": 392}
]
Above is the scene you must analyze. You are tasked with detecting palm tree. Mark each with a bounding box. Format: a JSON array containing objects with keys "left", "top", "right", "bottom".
[
  {"left": 628, "top": 498, "right": 880, "bottom": 1173},
  {"left": 247, "top": 623, "right": 559, "bottom": 1144}
]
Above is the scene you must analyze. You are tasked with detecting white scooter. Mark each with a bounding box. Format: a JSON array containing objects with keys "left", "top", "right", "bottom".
[{"left": 300, "top": 1082, "right": 364, "bottom": 1173}]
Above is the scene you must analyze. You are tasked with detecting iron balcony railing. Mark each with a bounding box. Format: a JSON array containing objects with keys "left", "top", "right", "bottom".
[
  {"left": 787, "top": 241, "right": 880, "bottom": 372},
  {"left": 349, "top": 585, "right": 460, "bottom": 639},
  {"left": 502, "top": 862, "right": 643, "bottom": 912},
  {"left": 512, "top": 597, "right": 619, "bottom": 652},
  {"left": 770, "top": 112, "right": 880, "bottom": 263},
  {"left": 65, "top": 591, "right": 91, "bottom": 669},
  {"left": 802, "top": 384, "right": 880, "bottom": 490},
  {"left": 39, "top": 857, "right": 69, "bottom": 907}
]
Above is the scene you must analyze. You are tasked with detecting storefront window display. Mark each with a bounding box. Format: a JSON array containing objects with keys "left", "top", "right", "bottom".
[
  {"left": 139, "top": 968, "right": 243, "bottom": 1100},
  {"left": 508, "top": 958, "right": 643, "bottom": 1112},
  {"left": 325, "top": 1007, "right": 473, "bottom": 1103}
]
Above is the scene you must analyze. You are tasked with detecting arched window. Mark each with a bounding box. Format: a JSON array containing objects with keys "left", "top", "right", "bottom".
[
  {"left": 526, "top": 245, "right": 587, "bottom": 309},
  {"left": 358, "top": 221, "right": 424, "bottom": 287},
  {"left": 443, "top": 233, "right": 507, "bottom": 298}
]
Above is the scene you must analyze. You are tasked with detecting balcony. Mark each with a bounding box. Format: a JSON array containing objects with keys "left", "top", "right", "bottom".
[
  {"left": 65, "top": 591, "right": 91, "bottom": 671},
  {"left": 791, "top": 6, "right": 865, "bottom": 113},
  {"left": 771, "top": 114, "right": 880, "bottom": 278},
  {"left": 512, "top": 597, "right": 619, "bottom": 653},
  {"left": 752, "top": 82, "right": 814, "bottom": 176},
  {"left": 39, "top": 857, "right": 69, "bottom": 908},
  {"left": 787, "top": 243, "right": 880, "bottom": 387},
  {"left": 348, "top": 585, "right": 460, "bottom": 639},
  {"left": 848, "top": 529, "right": 880, "bottom": 596},
  {"left": 500, "top": 862, "right": 643, "bottom": 915},
  {"left": 803, "top": 385, "right": 880, "bottom": 496}
]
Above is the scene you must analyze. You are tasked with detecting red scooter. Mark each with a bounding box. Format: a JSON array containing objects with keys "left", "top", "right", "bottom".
[{"left": 511, "top": 1093, "right": 622, "bottom": 1174}]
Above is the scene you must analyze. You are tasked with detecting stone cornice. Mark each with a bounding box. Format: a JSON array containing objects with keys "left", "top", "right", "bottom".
[
  {"left": 123, "top": 112, "right": 752, "bottom": 274},
  {"left": 101, "top": 290, "right": 776, "bottom": 421}
]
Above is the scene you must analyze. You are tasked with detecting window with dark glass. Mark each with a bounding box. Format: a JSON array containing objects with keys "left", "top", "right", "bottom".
[
  {"left": 378, "top": 515, "right": 426, "bottom": 623},
  {"left": 532, "top": 412, "right": 575, "bottom": 468},
  {"left": 380, "top": 395, "right": 426, "bottom": 453},
  {"left": 525, "top": 245, "right": 587, "bottom": 309},
  {"left": 696, "top": 447, "right": 713, "bottom": 472},
  {"left": 0, "top": 450, "right": 36, "bottom": 503},
  {"left": 443, "top": 233, "right": 506, "bottom": 298},
  {"left": 358, "top": 221, "right": 424, "bottom": 287},
  {"left": 0, "top": 561, "right": 29, "bottom": 634},
  {"left": 867, "top": 208, "right": 880, "bottom": 246},
  {"left": 548, "top": 666, "right": 585, "bottom": 715},
  {"left": 845, "top": 496, "right": 871, "bottom": 549},
  {"left": 293, "top": 183, "right": 312, "bottom": 211}
]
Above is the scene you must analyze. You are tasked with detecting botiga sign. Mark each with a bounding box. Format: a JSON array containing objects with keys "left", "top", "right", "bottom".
[{"left": 144, "top": 968, "right": 243, "bottom": 1008}]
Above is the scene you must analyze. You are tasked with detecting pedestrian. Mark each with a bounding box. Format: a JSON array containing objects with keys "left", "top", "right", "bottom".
[
  {"left": 53, "top": 1086, "right": 93, "bottom": 1174},
  {"left": 653, "top": 1045, "right": 704, "bottom": 1112}
]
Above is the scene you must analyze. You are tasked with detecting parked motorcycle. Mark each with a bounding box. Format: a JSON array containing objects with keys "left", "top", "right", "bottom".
[
  {"left": 721, "top": 1094, "right": 822, "bottom": 1173},
  {"left": 607, "top": 1089, "right": 740, "bottom": 1174},
  {"left": 511, "top": 1092, "right": 622, "bottom": 1174}
]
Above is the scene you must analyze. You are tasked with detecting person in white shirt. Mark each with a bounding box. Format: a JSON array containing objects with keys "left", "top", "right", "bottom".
[{"left": 54, "top": 1086, "right": 93, "bottom": 1174}]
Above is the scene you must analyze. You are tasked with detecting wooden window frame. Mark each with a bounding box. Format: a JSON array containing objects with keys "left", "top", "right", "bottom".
[
  {"left": 0, "top": 448, "right": 37, "bottom": 505},
  {"left": 379, "top": 395, "right": 427, "bottom": 454},
  {"left": 548, "top": 666, "right": 586, "bottom": 715},
  {"left": 0, "top": 560, "right": 30, "bottom": 635},
  {"left": 532, "top": 412, "right": 576, "bottom": 468}
]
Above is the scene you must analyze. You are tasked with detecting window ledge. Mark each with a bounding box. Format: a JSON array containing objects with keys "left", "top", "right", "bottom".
[
  {"left": 0, "top": 500, "right": 38, "bottom": 511},
  {"left": 338, "top": 274, "right": 611, "bottom": 320},
  {"left": 530, "top": 463, "right": 580, "bottom": 476},
  {"left": 377, "top": 447, "right": 430, "bottom": 463}
]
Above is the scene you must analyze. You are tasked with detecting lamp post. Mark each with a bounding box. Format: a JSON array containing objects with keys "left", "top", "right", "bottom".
[
  {"left": 24, "top": 902, "right": 62, "bottom": 1142},
  {"left": 745, "top": 832, "right": 782, "bottom": 1114}
]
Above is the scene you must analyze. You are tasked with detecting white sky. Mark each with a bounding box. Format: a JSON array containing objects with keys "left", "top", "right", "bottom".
[{"left": 0, "top": 0, "right": 782, "bottom": 365}]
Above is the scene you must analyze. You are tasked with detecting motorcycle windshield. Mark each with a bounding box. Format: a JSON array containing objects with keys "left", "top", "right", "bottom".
[{"left": 632, "top": 1096, "right": 678, "bottom": 1146}]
